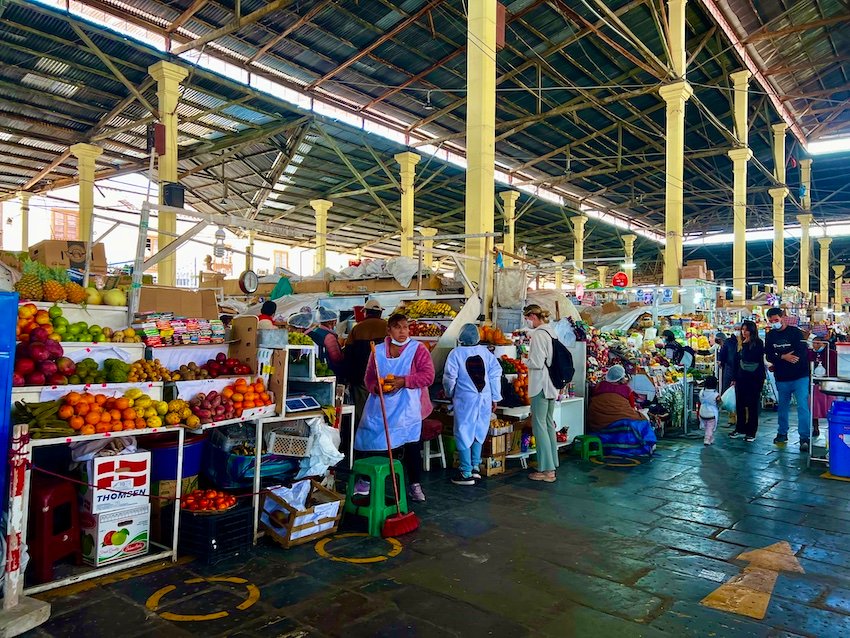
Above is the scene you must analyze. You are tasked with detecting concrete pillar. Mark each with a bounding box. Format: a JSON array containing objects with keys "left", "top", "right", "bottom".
[
  {"left": 69, "top": 143, "right": 103, "bottom": 243},
  {"left": 834, "top": 265, "right": 845, "bottom": 311},
  {"left": 800, "top": 158, "right": 812, "bottom": 211},
  {"left": 395, "top": 151, "right": 421, "bottom": 258},
  {"left": 500, "top": 190, "right": 519, "bottom": 256},
  {"left": 18, "top": 191, "right": 30, "bottom": 250},
  {"left": 770, "top": 123, "right": 787, "bottom": 293},
  {"left": 668, "top": 0, "right": 688, "bottom": 78},
  {"left": 464, "top": 0, "right": 497, "bottom": 301},
  {"left": 572, "top": 216, "right": 588, "bottom": 273},
  {"left": 552, "top": 255, "right": 566, "bottom": 290},
  {"left": 659, "top": 82, "right": 693, "bottom": 290},
  {"left": 728, "top": 148, "right": 753, "bottom": 300},
  {"left": 623, "top": 234, "right": 637, "bottom": 285},
  {"left": 420, "top": 227, "right": 438, "bottom": 268},
  {"left": 798, "top": 213, "right": 812, "bottom": 294},
  {"left": 819, "top": 237, "right": 832, "bottom": 307},
  {"left": 310, "top": 199, "right": 332, "bottom": 274},
  {"left": 148, "top": 61, "right": 189, "bottom": 287},
  {"left": 245, "top": 230, "right": 255, "bottom": 271},
  {"left": 597, "top": 265, "right": 609, "bottom": 287}
]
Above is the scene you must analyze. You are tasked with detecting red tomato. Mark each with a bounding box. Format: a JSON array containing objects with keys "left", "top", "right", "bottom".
[
  {"left": 198, "top": 499, "right": 210, "bottom": 509},
  {"left": 217, "top": 503, "right": 228, "bottom": 510},
  {"left": 205, "top": 490, "right": 218, "bottom": 499}
]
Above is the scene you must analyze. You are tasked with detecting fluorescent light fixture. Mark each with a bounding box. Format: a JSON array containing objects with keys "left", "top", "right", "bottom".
[
  {"left": 824, "top": 307, "right": 833, "bottom": 313},
  {"left": 720, "top": 285, "right": 728, "bottom": 292},
  {"left": 575, "top": 273, "right": 587, "bottom": 282},
  {"left": 677, "top": 288, "right": 687, "bottom": 293},
  {"left": 732, "top": 290, "right": 743, "bottom": 296},
  {"left": 622, "top": 262, "right": 636, "bottom": 269},
  {"left": 808, "top": 138, "right": 850, "bottom": 156}
]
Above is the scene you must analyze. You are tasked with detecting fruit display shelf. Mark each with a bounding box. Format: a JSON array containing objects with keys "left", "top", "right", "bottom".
[
  {"left": 60, "top": 341, "right": 145, "bottom": 362},
  {"left": 12, "top": 381, "right": 164, "bottom": 404},
  {"left": 286, "top": 345, "right": 336, "bottom": 383},
  {"left": 31, "top": 302, "right": 129, "bottom": 331},
  {"left": 28, "top": 424, "right": 177, "bottom": 447}
]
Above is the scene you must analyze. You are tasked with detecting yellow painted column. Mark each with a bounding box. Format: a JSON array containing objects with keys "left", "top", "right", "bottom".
[
  {"left": 310, "top": 199, "right": 332, "bottom": 274},
  {"left": 597, "top": 265, "right": 609, "bottom": 288},
  {"left": 245, "top": 230, "right": 255, "bottom": 271},
  {"left": 668, "top": 0, "right": 688, "bottom": 78},
  {"left": 500, "top": 190, "right": 519, "bottom": 256},
  {"left": 728, "top": 148, "right": 752, "bottom": 300},
  {"left": 419, "top": 227, "right": 438, "bottom": 268},
  {"left": 148, "top": 61, "right": 189, "bottom": 287},
  {"left": 798, "top": 213, "right": 812, "bottom": 294},
  {"left": 819, "top": 237, "right": 832, "bottom": 307},
  {"left": 622, "top": 234, "right": 636, "bottom": 285},
  {"left": 395, "top": 151, "right": 421, "bottom": 258},
  {"left": 18, "top": 191, "right": 30, "bottom": 250},
  {"left": 800, "top": 158, "right": 812, "bottom": 211},
  {"left": 572, "top": 215, "right": 588, "bottom": 273},
  {"left": 659, "top": 82, "right": 693, "bottom": 290},
  {"left": 770, "top": 123, "right": 787, "bottom": 293},
  {"left": 69, "top": 143, "right": 103, "bottom": 243},
  {"left": 834, "top": 265, "right": 845, "bottom": 311},
  {"left": 465, "top": 0, "right": 497, "bottom": 298},
  {"left": 552, "top": 255, "right": 565, "bottom": 289}
]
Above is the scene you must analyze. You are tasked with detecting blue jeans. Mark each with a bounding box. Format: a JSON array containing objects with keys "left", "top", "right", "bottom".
[
  {"left": 776, "top": 377, "right": 811, "bottom": 440},
  {"left": 457, "top": 441, "right": 483, "bottom": 477}
]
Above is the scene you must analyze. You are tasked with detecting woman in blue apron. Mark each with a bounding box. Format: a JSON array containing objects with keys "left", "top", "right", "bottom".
[
  {"left": 354, "top": 313, "right": 435, "bottom": 502},
  {"left": 443, "top": 324, "right": 502, "bottom": 485}
]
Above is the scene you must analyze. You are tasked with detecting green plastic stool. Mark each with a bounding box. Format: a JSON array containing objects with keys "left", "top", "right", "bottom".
[
  {"left": 573, "top": 434, "right": 604, "bottom": 461},
  {"left": 345, "top": 456, "right": 408, "bottom": 537}
]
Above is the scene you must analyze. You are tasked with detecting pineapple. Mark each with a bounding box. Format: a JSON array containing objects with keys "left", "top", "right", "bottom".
[
  {"left": 63, "top": 271, "right": 86, "bottom": 304},
  {"left": 14, "top": 260, "right": 43, "bottom": 301},
  {"left": 41, "top": 265, "right": 67, "bottom": 303}
]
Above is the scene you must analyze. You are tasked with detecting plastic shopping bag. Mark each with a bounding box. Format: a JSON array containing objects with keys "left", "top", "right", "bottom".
[{"left": 721, "top": 386, "right": 736, "bottom": 413}]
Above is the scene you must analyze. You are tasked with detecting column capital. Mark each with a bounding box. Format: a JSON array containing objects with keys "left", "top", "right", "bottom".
[
  {"left": 17, "top": 191, "right": 30, "bottom": 204},
  {"left": 499, "top": 190, "right": 520, "bottom": 206},
  {"left": 797, "top": 213, "right": 812, "bottom": 227},
  {"left": 310, "top": 199, "right": 333, "bottom": 215},
  {"left": 834, "top": 265, "right": 846, "bottom": 276},
  {"left": 551, "top": 255, "right": 566, "bottom": 265},
  {"left": 69, "top": 143, "right": 103, "bottom": 161},
  {"left": 768, "top": 186, "right": 789, "bottom": 199},
  {"left": 728, "top": 147, "right": 753, "bottom": 163},
  {"left": 799, "top": 158, "right": 813, "bottom": 170},
  {"left": 622, "top": 234, "right": 637, "bottom": 248},
  {"left": 571, "top": 215, "right": 588, "bottom": 231},
  {"left": 819, "top": 237, "right": 832, "bottom": 248},
  {"left": 659, "top": 81, "right": 693, "bottom": 103},
  {"left": 394, "top": 151, "right": 421, "bottom": 170},
  {"left": 771, "top": 123, "right": 787, "bottom": 136},
  {"left": 419, "top": 227, "right": 438, "bottom": 238},
  {"left": 730, "top": 69, "right": 752, "bottom": 86},
  {"left": 148, "top": 60, "right": 189, "bottom": 85}
]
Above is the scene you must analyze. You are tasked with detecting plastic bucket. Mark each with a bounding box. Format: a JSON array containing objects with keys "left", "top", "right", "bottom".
[
  {"left": 828, "top": 402, "right": 850, "bottom": 477},
  {"left": 146, "top": 433, "right": 207, "bottom": 482}
]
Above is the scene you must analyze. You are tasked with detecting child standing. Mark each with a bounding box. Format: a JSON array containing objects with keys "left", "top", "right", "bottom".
[{"left": 699, "top": 376, "right": 721, "bottom": 445}]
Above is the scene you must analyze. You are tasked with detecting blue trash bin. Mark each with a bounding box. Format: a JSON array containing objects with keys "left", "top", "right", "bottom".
[{"left": 827, "top": 401, "right": 850, "bottom": 477}]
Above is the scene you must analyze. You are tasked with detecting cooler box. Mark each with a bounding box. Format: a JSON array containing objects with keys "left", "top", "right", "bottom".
[
  {"left": 828, "top": 402, "right": 850, "bottom": 478},
  {"left": 80, "top": 451, "right": 151, "bottom": 514},
  {"left": 80, "top": 504, "right": 150, "bottom": 567}
]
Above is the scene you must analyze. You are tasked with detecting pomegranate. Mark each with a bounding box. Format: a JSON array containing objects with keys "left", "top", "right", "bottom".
[
  {"left": 29, "top": 327, "right": 49, "bottom": 343},
  {"left": 39, "top": 360, "right": 58, "bottom": 378},
  {"left": 43, "top": 340, "right": 64, "bottom": 360},
  {"left": 12, "top": 373, "right": 24, "bottom": 387},
  {"left": 25, "top": 371, "right": 45, "bottom": 386},
  {"left": 15, "top": 342, "right": 29, "bottom": 360},
  {"left": 28, "top": 343, "right": 49, "bottom": 363},
  {"left": 14, "top": 358, "right": 35, "bottom": 376}
]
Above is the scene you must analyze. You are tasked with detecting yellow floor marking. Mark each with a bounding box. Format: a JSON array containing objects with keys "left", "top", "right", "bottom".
[
  {"left": 589, "top": 456, "right": 641, "bottom": 467},
  {"left": 820, "top": 472, "right": 850, "bottom": 482},
  {"left": 146, "top": 576, "right": 260, "bottom": 622},
  {"left": 315, "top": 532, "right": 403, "bottom": 564},
  {"left": 701, "top": 541, "right": 804, "bottom": 620}
]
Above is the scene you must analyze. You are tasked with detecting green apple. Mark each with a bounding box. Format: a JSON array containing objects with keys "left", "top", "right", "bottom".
[{"left": 111, "top": 529, "right": 129, "bottom": 546}]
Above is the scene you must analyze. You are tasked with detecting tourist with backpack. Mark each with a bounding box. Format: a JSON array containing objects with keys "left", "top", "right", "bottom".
[{"left": 523, "top": 304, "right": 574, "bottom": 483}]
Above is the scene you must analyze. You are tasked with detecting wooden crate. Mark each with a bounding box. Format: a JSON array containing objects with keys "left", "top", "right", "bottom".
[
  {"left": 483, "top": 433, "right": 508, "bottom": 457},
  {"left": 482, "top": 454, "right": 506, "bottom": 476},
  {"left": 328, "top": 275, "right": 442, "bottom": 294},
  {"left": 260, "top": 480, "right": 344, "bottom": 548}
]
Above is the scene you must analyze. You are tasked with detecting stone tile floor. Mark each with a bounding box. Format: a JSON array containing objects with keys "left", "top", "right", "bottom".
[{"left": 23, "top": 414, "right": 850, "bottom": 637}]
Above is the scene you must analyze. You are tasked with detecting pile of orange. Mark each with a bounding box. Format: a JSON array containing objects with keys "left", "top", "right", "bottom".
[
  {"left": 59, "top": 391, "right": 154, "bottom": 435},
  {"left": 512, "top": 375, "right": 530, "bottom": 405},
  {"left": 221, "top": 378, "right": 272, "bottom": 416}
]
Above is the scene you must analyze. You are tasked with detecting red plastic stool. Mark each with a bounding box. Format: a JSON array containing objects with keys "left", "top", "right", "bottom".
[
  {"left": 421, "top": 418, "right": 446, "bottom": 471},
  {"left": 29, "top": 476, "right": 82, "bottom": 584}
]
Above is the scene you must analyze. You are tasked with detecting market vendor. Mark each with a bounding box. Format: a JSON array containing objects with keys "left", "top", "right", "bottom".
[
  {"left": 587, "top": 366, "right": 657, "bottom": 456},
  {"left": 288, "top": 311, "right": 313, "bottom": 333},
  {"left": 443, "top": 323, "right": 503, "bottom": 486},
  {"left": 660, "top": 330, "right": 684, "bottom": 363},
  {"left": 309, "top": 308, "right": 345, "bottom": 378},
  {"left": 592, "top": 364, "right": 635, "bottom": 408},
  {"left": 355, "top": 313, "right": 434, "bottom": 503}
]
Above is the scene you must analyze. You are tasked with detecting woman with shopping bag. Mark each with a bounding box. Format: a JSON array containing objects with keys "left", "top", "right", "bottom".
[{"left": 729, "top": 320, "right": 766, "bottom": 443}]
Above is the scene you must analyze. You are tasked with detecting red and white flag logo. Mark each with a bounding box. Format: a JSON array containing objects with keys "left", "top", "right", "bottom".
[{"left": 96, "top": 458, "right": 149, "bottom": 488}]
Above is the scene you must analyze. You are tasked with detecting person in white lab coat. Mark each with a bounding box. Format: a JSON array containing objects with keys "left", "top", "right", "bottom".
[
  {"left": 443, "top": 324, "right": 503, "bottom": 485},
  {"left": 524, "top": 304, "right": 560, "bottom": 482}
]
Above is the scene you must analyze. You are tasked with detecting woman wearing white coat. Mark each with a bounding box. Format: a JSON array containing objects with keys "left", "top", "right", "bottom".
[
  {"left": 443, "top": 324, "right": 503, "bottom": 485},
  {"left": 524, "top": 304, "right": 560, "bottom": 482}
]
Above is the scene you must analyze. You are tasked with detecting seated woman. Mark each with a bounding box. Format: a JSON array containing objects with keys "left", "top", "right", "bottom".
[{"left": 587, "top": 365, "right": 656, "bottom": 456}]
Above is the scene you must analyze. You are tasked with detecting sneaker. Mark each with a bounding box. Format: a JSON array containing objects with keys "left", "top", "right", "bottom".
[
  {"left": 774, "top": 434, "right": 788, "bottom": 444},
  {"left": 451, "top": 471, "right": 475, "bottom": 486},
  {"left": 409, "top": 483, "right": 426, "bottom": 502},
  {"left": 354, "top": 479, "right": 371, "bottom": 496},
  {"left": 471, "top": 467, "right": 482, "bottom": 480},
  {"left": 800, "top": 440, "right": 810, "bottom": 453},
  {"left": 728, "top": 431, "right": 742, "bottom": 439},
  {"left": 744, "top": 436, "right": 756, "bottom": 443}
]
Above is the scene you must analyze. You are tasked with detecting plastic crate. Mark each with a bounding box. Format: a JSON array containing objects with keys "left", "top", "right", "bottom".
[
  {"left": 178, "top": 503, "right": 253, "bottom": 565},
  {"left": 268, "top": 433, "right": 309, "bottom": 457}
]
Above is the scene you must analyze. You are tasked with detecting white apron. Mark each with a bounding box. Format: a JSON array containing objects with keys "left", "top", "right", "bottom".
[
  {"left": 354, "top": 340, "right": 422, "bottom": 451},
  {"left": 444, "top": 345, "right": 498, "bottom": 448}
]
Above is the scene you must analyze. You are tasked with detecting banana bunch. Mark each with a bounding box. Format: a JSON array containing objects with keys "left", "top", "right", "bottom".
[
  {"left": 399, "top": 300, "right": 457, "bottom": 319},
  {"left": 14, "top": 400, "right": 75, "bottom": 438}
]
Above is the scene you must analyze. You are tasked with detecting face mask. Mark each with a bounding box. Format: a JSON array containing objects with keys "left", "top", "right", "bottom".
[
  {"left": 391, "top": 337, "right": 409, "bottom": 346},
  {"left": 770, "top": 321, "right": 782, "bottom": 330},
  {"left": 525, "top": 319, "right": 535, "bottom": 329}
]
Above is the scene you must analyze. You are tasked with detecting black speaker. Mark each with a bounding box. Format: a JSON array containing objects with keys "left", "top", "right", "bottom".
[{"left": 163, "top": 182, "right": 185, "bottom": 209}]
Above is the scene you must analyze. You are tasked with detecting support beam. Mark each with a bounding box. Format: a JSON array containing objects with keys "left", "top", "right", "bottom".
[
  {"left": 394, "top": 151, "right": 421, "bottom": 258},
  {"left": 247, "top": 0, "right": 331, "bottom": 63},
  {"left": 730, "top": 70, "right": 751, "bottom": 146},
  {"left": 69, "top": 143, "right": 103, "bottom": 243},
  {"left": 800, "top": 158, "right": 812, "bottom": 211},
  {"left": 18, "top": 191, "right": 29, "bottom": 250},
  {"left": 420, "top": 227, "right": 437, "bottom": 268},
  {"left": 729, "top": 147, "right": 753, "bottom": 300},
  {"left": 668, "top": 0, "right": 688, "bottom": 78},
  {"left": 572, "top": 216, "right": 588, "bottom": 273},
  {"left": 835, "top": 265, "right": 845, "bottom": 311},
  {"left": 798, "top": 213, "right": 812, "bottom": 294},
  {"left": 311, "top": 199, "right": 332, "bottom": 274},
  {"left": 770, "top": 122, "right": 787, "bottom": 293},
  {"left": 465, "top": 0, "right": 497, "bottom": 300},
  {"left": 552, "top": 255, "right": 566, "bottom": 289},
  {"left": 623, "top": 234, "right": 637, "bottom": 284},
  {"left": 148, "top": 60, "right": 189, "bottom": 287},
  {"left": 819, "top": 237, "right": 832, "bottom": 307},
  {"left": 500, "top": 191, "right": 519, "bottom": 256},
  {"left": 167, "top": 0, "right": 209, "bottom": 33},
  {"left": 745, "top": 15, "right": 850, "bottom": 43},
  {"left": 245, "top": 230, "right": 254, "bottom": 272}
]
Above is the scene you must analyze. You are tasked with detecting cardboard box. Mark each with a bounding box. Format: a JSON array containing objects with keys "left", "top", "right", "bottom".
[
  {"left": 328, "top": 275, "right": 441, "bottom": 294},
  {"left": 137, "top": 286, "right": 219, "bottom": 319},
  {"left": 29, "top": 240, "right": 107, "bottom": 274},
  {"left": 0, "top": 251, "right": 24, "bottom": 272},
  {"left": 686, "top": 259, "right": 707, "bottom": 268},
  {"left": 150, "top": 475, "right": 198, "bottom": 544},
  {"left": 80, "top": 451, "right": 151, "bottom": 514},
  {"left": 680, "top": 265, "right": 706, "bottom": 280},
  {"left": 80, "top": 503, "right": 150, "bottom": 567}
]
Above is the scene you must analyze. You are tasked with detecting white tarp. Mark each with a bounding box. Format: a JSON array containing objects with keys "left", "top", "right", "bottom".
[{"left": 596, "top": 304, "right": 684, "bottom": 332}]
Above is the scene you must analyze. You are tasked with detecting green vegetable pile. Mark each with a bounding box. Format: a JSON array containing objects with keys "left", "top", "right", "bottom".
[{"left": 103, "top": 358, "right": 130, "bottom": 383}]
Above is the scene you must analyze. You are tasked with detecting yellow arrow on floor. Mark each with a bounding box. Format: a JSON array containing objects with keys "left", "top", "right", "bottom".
[{"left": 700, "top": 541, "right": 804, "bottom": 620}]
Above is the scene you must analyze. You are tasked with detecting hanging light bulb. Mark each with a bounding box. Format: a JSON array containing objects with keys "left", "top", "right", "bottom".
[{"left": 213, "top": 227, "right": 226, "bottom": 258}]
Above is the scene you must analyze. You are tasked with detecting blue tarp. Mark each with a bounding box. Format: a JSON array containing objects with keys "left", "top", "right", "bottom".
[{"left": 596, "top": 419, "right": 657, "bottom": 457}]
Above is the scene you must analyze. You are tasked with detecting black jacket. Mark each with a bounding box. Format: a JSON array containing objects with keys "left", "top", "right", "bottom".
[
  {"left": 734, "top": 339, "right": 766, "bottom": 384},
  {"left": 765, "top": 326, "right": 810, "bottom": 382}
]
